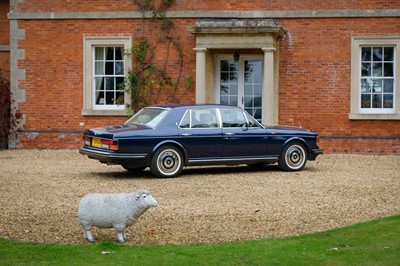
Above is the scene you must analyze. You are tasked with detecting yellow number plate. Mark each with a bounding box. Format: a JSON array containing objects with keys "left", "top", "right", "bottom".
[{"left": 92, "top": 137, "right": 102, "bottom": 147}]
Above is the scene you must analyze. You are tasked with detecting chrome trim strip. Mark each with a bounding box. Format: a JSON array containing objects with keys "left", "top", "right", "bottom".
[
  {"left": 79, "top": 147, "right": 147, "bottom": 159},
  {"left": 188, "top": 156, "right": 279, "bottom": 163}
]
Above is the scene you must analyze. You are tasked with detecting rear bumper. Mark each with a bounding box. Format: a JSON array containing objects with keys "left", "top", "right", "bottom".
[
  {"left": 309, "top": 148, "right": 324, "bottom": 160},
  {"left": 79, "top": 147, "right": 147, "bottom": 165}
]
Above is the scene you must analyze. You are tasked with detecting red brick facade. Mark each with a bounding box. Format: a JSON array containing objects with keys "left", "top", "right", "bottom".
[
  {"left": 279, "top": 17, "right": 400, "bottom": 153},
  {"left": 0, "top": 1, "right": 10, "bottom": 79},
  {"left": 2, "top": 0, "right": 400, "bottom": 154}
]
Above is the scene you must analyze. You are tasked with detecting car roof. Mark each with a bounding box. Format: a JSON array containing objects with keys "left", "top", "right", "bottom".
[{"left": 148, "top": 104, "right": 240, "bottom": 109}]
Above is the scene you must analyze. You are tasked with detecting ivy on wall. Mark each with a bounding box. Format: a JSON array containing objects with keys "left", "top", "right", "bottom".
[{"left": 123, "top": 0, "right": 192, "bottom": 113}]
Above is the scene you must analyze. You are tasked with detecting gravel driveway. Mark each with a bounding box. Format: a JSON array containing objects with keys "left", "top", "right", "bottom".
[{"left": 0, "top": 150, "right": 399, "bottom": 245}]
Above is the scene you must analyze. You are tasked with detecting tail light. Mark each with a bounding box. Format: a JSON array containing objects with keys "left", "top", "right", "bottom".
[
  {"left": 83, "top": 135, "right": 91, "bottom": 145},
  {"left": 101, "top": 139, "right": 119, "bottom": 150},
  {"left": 82, "top": 135, "right": 118, "bottom": 151}
]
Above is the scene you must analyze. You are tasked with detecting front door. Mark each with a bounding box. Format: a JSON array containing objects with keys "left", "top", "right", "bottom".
[
  {"left": 219, "top": 107, "right": 267, "bottom": 158},
  {"left": 215, "top": 55, "right": 263, "bottom": 121}
]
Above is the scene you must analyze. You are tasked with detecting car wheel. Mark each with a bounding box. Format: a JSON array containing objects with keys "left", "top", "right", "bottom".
[
  {"left": 278, "top": 142, "right": 307, "bottom": 171},
  {"left": 151, "top": 145, "right": 183, "bottom": 178},
  {"left": 122, "top": 165, "right": 146, "bottom": 172}
]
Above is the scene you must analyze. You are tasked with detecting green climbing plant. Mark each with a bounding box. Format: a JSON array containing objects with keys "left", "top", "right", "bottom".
[{"left": 123, "top": 0, "right": 190, "bottom": 113}]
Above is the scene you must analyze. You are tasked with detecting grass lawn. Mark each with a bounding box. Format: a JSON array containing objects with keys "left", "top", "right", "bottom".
[{"left": 1, "top": 215, "right": 399, "bottom": 266}]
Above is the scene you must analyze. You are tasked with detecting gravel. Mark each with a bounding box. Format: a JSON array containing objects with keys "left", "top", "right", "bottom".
[{"left": 0, "top": 150, "right": 399, "bottom": 245}]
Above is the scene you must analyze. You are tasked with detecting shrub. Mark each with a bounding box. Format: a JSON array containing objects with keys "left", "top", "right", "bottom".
[{"left": 0, "top": 70, "right": 10, "bottom": 149}]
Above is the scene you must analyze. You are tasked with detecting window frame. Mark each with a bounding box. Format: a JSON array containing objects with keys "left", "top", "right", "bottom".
[
  {"left": 350, "top": 36, "right": 400, "bottom": 120},
  {"left": 179, "top": 108, "right": 220, "bottom": 129},
  {"left": 82, "top": 36, "right": 132, "bottom": 116}
]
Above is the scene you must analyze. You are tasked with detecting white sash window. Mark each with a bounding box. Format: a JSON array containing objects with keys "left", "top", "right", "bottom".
[
  {"left": 82, "top": 36, "right": 131, "bottom": 116},
  {"left": 360, "top": 46, "right": 395, "bottom": 112},
  {"left": 350, "top": 37, "right": 400, "bottom": 120},
  {"left": 93, "top": 46, "right": 125, "bottom": 110}
]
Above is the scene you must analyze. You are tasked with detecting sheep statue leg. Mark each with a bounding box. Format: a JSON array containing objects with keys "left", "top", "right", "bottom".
[
  {"left": 117, "top": 231, "right": 126, "bottom": 244},
  {"left": 114, "top": 224, "right": 127, "bottom": 243},
  {"left": 83, "top": 226, "right": 96, "bottom": 243}
]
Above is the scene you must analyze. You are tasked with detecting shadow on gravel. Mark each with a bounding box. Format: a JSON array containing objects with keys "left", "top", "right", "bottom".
[
  {"left": 92, "top": 170, "right": 153, "bottom": 179},
  {"left": 183, "top": 164, "right": 281, "bottom": 176},
  {"left": 91, "top": 164, "right": 283, "bottom": 180}
]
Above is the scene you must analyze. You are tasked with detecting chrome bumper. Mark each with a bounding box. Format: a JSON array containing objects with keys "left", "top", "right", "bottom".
[{"left": 79, "top": 147, "right": 147, "bottom": 163}]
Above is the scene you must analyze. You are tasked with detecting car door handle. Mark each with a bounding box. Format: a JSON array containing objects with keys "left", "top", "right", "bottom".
[
  {"left": 225, "top": 132, "right": 235, "bottom": 135},
  {"left": 181, "top": 133, "right": 192, "bottom": 136}
]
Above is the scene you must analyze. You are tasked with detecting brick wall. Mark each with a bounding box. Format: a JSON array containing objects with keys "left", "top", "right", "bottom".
[
  {"left": 279, "top": 17, "right": 400, "bottom": 154},
  {"left": 14, "top": 18, "right": 197, "bottom": 149},
  {"left": 321, "top": 138, "right": 400, "bottom": 155},
  {"left": 0, "top": 0, "right": 10, "bottom": 79},
  {"left": 7, "top": 0, "right": 400, "bottom": 153}
]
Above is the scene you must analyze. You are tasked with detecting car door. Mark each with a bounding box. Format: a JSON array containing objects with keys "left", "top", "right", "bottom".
[
  {"left": 219, "top": 108, "right": 267, "bottom": 158},
  {"left": 178, "top": 108, "right": 223, "bottom": 159}
]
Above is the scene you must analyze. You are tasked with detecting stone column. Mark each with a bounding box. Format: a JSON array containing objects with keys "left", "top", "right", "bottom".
[
  {"left": 262, "top": 47, "right": 276, "bottom": 125},
  {"left": 194, "top": 48, "right": 207, "bottom": 104},
  {"left": 9, "top": 20, "right": 26, "bottom": 148}
]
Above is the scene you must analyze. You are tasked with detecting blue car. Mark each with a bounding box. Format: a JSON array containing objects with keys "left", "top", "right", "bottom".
[{"left": 79, "top": 105, "right": 323, "bottom": 178}]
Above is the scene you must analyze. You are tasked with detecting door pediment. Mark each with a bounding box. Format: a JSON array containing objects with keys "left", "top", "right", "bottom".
[
  {"left": 188, "top": 18, "right": 282, "bottom": 125},
  {"left": 187, "top": 19, "right": 284, "bottom": 49}
]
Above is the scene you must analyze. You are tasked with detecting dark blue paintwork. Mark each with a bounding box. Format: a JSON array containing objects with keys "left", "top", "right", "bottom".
[{"left": 79, "top": 104, "right": 323, "bottom": 176}]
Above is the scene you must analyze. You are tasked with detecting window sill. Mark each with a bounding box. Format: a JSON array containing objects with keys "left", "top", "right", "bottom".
[
  {"left": 349, "top": 113, "right": 400, "bottom": 120},
  {"left": 82, "top": 109, "right": 128, "bottom": 116}
]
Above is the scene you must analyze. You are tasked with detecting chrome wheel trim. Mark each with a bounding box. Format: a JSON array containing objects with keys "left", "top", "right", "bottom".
[
  {"left": 285, "top": 144, "right": 306, "bottom": 170},
  {"left": 156, "top": 149, "right": 182, "bottom": 176}
]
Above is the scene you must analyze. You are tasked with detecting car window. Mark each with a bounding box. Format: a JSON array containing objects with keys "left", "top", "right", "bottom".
[
  {"left": 244, "top": 112, "right": 263, "bottom": 128},
  {"left": 125, "top": 107, "right": 168, "bottom": 128},
  {"left": 179, "top": 110, "right": 191, "bottom": 128},
  {"left": 179, "top": 108, "right": 218, "bottom": 129},
  {"left": 220, "top": 108, "right": 247, "bottom": 128}
]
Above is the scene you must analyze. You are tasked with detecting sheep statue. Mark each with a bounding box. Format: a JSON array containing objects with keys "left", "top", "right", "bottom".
[{"left": 77, "top": 189, "right": 157, "bottom": 243}]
